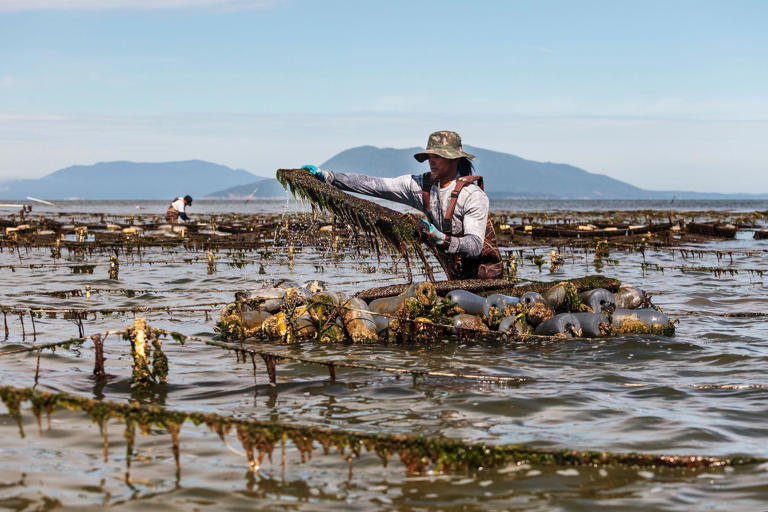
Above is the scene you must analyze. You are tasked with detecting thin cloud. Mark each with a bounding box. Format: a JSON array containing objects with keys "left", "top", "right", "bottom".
[{"left": 0, "top": 0, "right": 282, "bottom": 12}]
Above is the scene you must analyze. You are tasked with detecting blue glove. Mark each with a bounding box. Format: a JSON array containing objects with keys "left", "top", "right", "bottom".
[
  {"left": 420, "top": 219, "right": 447, "bottom": 245},
  {"left": 301, "top": 164, "right": 328, "bottom": 182}
]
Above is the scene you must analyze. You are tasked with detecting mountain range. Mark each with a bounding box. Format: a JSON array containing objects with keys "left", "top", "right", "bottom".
[
  {"left": 207, "top": 145, "right": 768, "bottom": 200},
  {"left": 0, "top": 160, "right": 265, "bottom": 200},
  {"left": 2, "top": 148, "right": 766, "bottom": 200}
]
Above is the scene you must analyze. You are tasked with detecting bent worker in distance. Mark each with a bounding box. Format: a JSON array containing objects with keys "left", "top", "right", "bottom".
[
  {"left": 166, "top": 194, "right": 193, "bottom": 224},
  {"left": 303, "top": 130, "right": 503, "bottom": 280}
]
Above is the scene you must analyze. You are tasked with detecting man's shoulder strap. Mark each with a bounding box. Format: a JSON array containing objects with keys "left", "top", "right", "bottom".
[
  {"left": 420, "top": 172, "right": 432, "bottom": 210},
  {"left": 445, "top": 175, "right": 484, "bottom": 221},
  {"left": 457, "top": 175, "right": 484, "bottom": 190}
]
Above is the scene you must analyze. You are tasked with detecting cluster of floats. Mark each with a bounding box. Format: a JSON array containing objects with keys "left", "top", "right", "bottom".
[{"left": 216, "top": 275, "right": 675, "bottom": 343}]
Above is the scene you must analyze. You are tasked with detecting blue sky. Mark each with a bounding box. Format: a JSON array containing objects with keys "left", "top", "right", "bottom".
[{"left": 1, "top": 0, "right": 766, "bottom": 192}]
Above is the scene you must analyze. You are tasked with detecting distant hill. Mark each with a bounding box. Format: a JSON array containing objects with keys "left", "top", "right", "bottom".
[
  {"left": 0, "top": 160, "right": 265, "bottom": 200},
  {"left": 206, "top": 145, "right": 768, "bottom": 200}
]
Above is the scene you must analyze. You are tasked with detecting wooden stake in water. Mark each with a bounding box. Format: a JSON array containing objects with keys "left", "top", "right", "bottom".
[{"left": 91, "top": 334, "right": 106, "bottom": 380}]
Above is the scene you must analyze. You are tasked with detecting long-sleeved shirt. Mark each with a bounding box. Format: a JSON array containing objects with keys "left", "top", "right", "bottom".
[
  {"left": 326, "top": 171, "right": 488, "bottom": 258},
  {"left": 170, "top": 197, "right": 189, "bottom": 222}
]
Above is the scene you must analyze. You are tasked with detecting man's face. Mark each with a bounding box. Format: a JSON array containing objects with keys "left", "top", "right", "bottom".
[{"left": 428, "top": 154, "right": 458, "bottom": 180}]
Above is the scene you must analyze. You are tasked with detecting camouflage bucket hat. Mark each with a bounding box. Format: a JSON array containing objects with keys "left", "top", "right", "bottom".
[{"left": 413, "top": 130, "right": 475, "bottom": 162}]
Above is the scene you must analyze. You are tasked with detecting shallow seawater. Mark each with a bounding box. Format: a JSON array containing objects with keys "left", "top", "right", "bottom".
[{"left": 1, "top": 200, "right": 767, "bottom": 511}]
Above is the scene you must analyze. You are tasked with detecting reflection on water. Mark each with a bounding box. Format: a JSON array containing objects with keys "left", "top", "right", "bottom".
[{"left": 0, "top": 200, "right": 767, "bottom": 510}]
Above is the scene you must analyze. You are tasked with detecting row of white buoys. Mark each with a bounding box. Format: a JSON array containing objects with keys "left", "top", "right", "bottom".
[{"left": 219, "top": 279, "right": 675, "bottom": 343}]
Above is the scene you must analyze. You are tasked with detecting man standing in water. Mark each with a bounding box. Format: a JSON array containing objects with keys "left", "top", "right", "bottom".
[
  {"left": 303, "top": 131, "right": 502, "bottom": 280},
  {"left": 166, "top": 195, "right": 193, "bottom": 224}
]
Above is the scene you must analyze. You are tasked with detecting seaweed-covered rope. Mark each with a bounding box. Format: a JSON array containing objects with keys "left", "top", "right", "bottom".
[
  {"left": 0, "top": 330, "right": 126, "bottom": 356},
  {"left": 4, "top": 328, "right": 764, "bottom": 393},
  {"left": 5, "top": 288, "right": 250, "bottom": 298},
  {"left": 0, "top": 384, "right": 760, "bottom": 474},
  {"left": 173, "top": 333, "right": 532, "bottom": 385},
  {"left": 0, "top": 257, "right": 266, "bottom": 271},
  {"left": 0, "top": 275, "right": 436, "bottom": 299},
  {"left": 640, "top": 262, "right": 768, "bottom": 277},
  {"left": 0, "top": 302, "right": 227, "bottom": 316},
  {"left": 507, "top": 243, "right": 768, "bottom": 258},
  {"left": 666, "top": 311, "right": 768, "bottom": 318},
  {"left": 202, "top": 333, "right": 768, "bottom": 392}
]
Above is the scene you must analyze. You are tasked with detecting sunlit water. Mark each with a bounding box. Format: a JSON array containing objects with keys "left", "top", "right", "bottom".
[{"left": 0, "top": 200, "right": 767, "bottom": 510}]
